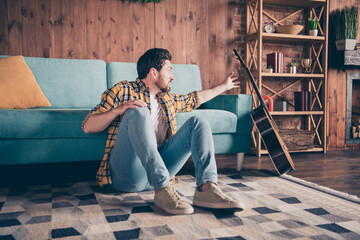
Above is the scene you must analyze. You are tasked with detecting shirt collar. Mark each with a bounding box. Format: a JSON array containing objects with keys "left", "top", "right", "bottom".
[{"left": 136, "top": 78, "right": 149, "bottom": 93}]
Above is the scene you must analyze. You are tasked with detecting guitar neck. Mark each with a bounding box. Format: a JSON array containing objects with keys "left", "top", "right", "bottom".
[{"left": 233, "top": 49, "right": 267, "bottom": 110}]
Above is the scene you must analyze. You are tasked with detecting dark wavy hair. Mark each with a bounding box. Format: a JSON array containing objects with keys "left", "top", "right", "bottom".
[{"left": 137, "top": 48, "right": 172, "bottom": 79}]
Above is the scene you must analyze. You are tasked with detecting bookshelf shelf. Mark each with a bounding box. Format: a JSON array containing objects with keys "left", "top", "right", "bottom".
[
  {"left": 264, "top": 0, "right": 326, "bottom": 7},
  {"left": 244, "top": 0, "right": 328, "bottom": 156},
  {"left": 270, "top": 111, "right": 324, "bottom": 116},
  {"left": 248, "top": 33, "right": 325, "bottom": 42},
  {"left": 261, "top": 73, "right": 324, "bottom": 78}
]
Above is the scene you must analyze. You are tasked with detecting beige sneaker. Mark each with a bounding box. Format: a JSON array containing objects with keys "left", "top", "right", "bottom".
[
  {"left": 193, "top": 184, "right": 245, "bottom": 209},
  {"left": 154, "top": 185, "right": 194, "bottom": 215}
]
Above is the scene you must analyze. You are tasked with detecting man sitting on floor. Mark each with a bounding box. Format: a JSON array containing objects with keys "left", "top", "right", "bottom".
[{"left": 82, "top": 48, "right": 244, "bottom": 215}]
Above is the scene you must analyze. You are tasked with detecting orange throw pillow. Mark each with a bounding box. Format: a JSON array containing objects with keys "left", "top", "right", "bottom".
[{"left": 0, "top": 56, "right": 51, "bottom": 109}]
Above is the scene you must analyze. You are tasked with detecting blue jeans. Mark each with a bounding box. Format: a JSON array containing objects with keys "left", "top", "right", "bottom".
[{"left": 109, "top": 107, "right": 218, "bottom": 192}]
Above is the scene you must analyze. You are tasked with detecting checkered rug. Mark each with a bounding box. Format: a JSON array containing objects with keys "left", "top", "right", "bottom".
[{"left": 0, "top": 171, "right": 359, "bottom": 239}]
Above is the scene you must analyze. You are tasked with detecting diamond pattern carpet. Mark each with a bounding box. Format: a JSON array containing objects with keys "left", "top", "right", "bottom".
[{"left": 0, "top": 171, "right": 359, "bottom": 239}]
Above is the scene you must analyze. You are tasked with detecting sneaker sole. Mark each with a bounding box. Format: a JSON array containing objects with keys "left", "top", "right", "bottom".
[
  {"left": 193, "top": 200, "right": 245, "bottom": 210},
  {"left": 154, "top": 202, "right": 194, "bottom": 215}
]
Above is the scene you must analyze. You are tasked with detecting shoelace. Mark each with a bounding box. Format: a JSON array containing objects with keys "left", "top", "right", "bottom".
[
  {"left": 212, "top": 186, "right": 233, "bottom": 202},
  {"left": 167, "top": 186, "right": 183, "bottom": 206}
]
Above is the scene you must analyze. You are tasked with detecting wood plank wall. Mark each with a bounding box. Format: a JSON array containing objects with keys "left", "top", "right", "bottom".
[
  {"left": 328, "top": 0, "right": 360, "bottom": 150},
  {"left": 0, "top": 0, "right": 237, "bottom": 91},
  {"left": 1, "top": 0, "right": 359, "bottom": 151}
]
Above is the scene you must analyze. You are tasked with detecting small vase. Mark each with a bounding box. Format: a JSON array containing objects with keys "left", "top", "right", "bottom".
[
  {"left": 292, "top": 66, "right": 297, "bottom": 74},
  {"left": 287, "top": 66, "right": 297, "bottom": 74},
  {"left": 309, "top": 29, "right": 318, "bottom": 36}
]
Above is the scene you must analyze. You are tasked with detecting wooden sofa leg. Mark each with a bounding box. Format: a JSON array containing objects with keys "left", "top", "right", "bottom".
[{"left": 236, "top": 152, "right": 245, "bottom": 171}]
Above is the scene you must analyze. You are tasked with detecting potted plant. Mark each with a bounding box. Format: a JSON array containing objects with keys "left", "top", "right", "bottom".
[
  {"left": 266, "top": 66, "right": 273, "bottom": 73},
  {"left": 308, "top": 18, "right": 319, "bottom": 36},
  {"left": 287, "top": 62, "right": 297, "bottom": 74},
  {"left": 335, "top": 7, "right": 358, "bottom": 51}
]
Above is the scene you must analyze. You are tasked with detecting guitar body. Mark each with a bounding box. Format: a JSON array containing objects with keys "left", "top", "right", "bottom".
[
  {"left": 233, "top": 49, "right": 295, "bottom": 175},
  {"left": 252, "top": 107, "right": 295, "bottom": 174}
]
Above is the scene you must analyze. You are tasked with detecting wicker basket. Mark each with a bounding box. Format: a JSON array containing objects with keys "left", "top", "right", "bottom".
[
  {"left": 278, "top": 129, "right": 314, "bottom": 151},
  {"left": 276, "top": 25, "right": 304, "bottom": 35}
]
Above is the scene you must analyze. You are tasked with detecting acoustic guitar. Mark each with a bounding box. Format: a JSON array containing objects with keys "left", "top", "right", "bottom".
[{"left": 233, "top": 49, "right": 295, "bottom": 175}]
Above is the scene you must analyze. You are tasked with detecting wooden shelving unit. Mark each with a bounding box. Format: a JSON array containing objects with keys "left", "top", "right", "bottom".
[{"left": 245, "top": 0, "right": 329, "bottom": 156}]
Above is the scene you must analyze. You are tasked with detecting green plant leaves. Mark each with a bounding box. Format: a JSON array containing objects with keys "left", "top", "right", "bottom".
[
  {"left": 308, "top": 18, "right": 318, "bottom": 30},
  {"left": 334, "top": 6, "right": 358, "bottom": 40}
]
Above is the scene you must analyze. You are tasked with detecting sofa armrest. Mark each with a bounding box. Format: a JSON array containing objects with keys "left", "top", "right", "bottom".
[{"left": 203, "top": 94, "right": 252, "bottom": 134}]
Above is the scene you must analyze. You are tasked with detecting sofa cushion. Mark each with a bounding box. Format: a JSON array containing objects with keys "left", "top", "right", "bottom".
[
  {"left": 0, "top": 109, "right": 107, "bottom": 139},
  {"left": 0, "top": 56, "right": 51, "bottom": 109},
  {"left": 177, "top": 109, "right": 237, "bottom": 134},
  {"left": 0, "top": 56, "right": 107, "bottom": 108},
  {"left": 107, "top": 62, "right": 202, "bottom": 94}
]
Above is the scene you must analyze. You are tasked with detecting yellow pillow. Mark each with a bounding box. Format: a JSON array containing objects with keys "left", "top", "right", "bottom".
[{"left": 0, "top": 56, "right": 51, "bottom": 109}]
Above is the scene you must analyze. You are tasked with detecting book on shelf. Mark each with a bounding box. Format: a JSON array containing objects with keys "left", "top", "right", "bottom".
[
  {"left": 294, "top": 91, "right": 312, "bottom": 111},
  {"left": 267, "top": 53, "right": 283, "bottom": 73}
]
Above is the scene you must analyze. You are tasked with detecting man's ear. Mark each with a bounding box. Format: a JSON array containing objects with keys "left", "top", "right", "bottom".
[{"left": 150, "top": 68, "right": 158, "bottom": 79}]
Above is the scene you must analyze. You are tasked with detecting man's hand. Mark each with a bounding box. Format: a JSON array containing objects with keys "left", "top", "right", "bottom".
[
  {"left": 198, "top": 72, "right": 241, "bottom": 104},
  {"left": 83, "top": 99, "right": 147, "bottom": 134},
  {"left": 223, "top": 72, "right": 240, "bottom": 91},
  {"left": 113, "top": 99, "right": 148, "bottom": 116}
]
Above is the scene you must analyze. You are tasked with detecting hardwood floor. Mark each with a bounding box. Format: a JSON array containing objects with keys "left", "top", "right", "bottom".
[
  {"left": 1, "top": 150, "right": 359, "bottom": 198},
  {"left": 208, "top": 150, "right": 360, "bottom": 197}
]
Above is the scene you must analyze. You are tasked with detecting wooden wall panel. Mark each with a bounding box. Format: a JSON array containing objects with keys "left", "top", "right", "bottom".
[
  {"left": 196, "top": 0, "right": 208, "bottom": 89},
  {"left": 174, "top": 0, "right": 187, "bottom": 63},
  {"left": 21, "top": 0, "right": 36, "bottom": 57},
  {"left": 185, "top": 1, "right": 197, "bottom": 65},
  {"left": 110, "top": 1, "right": 122, "bottom": 63},
  {"left": 132, "top": 2, "right": 144, "bottom": 60},
  {"left": 207, "top": 0, "right": 218, "bottom": 90},
  {"left": 99, "top": 0, "right": 111, "bottom": 63},
  {"left": 36, "top": 0, "right": 50, "bottom": 58},
  {"left": 0, "top": 0, "right": 237, "bottom": 91},
  {"left": 143, "top": 2, "right": 155, "bottom": 53},
  {"left": 8, "top": 0, "right": 22, "bottom": 55},
  {"left": 164, "top": 0, "right": 176, "bottom": 60},
  {"left": 73, "top": 0, "right": 86, "bottom": 59},
  {"left": 0, "top": 0, "right": 9, "bottom": 55},
  {"left": 49, "top": 0, "right": 62, "bottom": 58},
  {"left": 62, "top": 0, "right": 75, "bottom": 59},
  {"left": 327, "top": 0, "right": 360, "bottom": 150},
  {"left": 119, "top": 1, "right": 134, "bottom": 61},
  {"left": 85, "top": 0, "right": 99, "bottom": 59}
]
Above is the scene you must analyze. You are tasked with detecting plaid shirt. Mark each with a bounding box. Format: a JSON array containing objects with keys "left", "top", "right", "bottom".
[{"left": 82, "top": 78, "right": 200, "bottom": 187}]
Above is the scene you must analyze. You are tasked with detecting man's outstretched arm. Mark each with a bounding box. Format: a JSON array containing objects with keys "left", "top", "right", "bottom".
[{"left": 198, "top": 72, "right": 240, "bottom": 104}]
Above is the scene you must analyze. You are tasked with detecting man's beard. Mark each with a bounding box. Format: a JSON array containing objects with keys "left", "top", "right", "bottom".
[
  {"left": 155, "top": 80, "right": 171, "bottom": 92},
  {"left": 161, "top": 86, "right": 171, "bottom": 92}
]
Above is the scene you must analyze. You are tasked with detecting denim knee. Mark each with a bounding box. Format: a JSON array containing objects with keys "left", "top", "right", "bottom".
[
  {"left": 189, "top": 116, "right": 211, "bottom": 132},
  {"left": 123, "top": 107, "right": 150, "bottom": 121}
]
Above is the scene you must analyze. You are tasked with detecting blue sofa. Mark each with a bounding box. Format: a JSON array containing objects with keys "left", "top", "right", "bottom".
[{"left": 0, "top": 56, "right": 252, "bottom": 170}]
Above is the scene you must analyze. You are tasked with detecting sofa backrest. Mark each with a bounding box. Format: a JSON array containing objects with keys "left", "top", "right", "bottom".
[
  {"left": 0, "top": 55, "right": 107, "bottom": 108},
  {"left": 107, "top": 62, "right": 202, "bottom": 94}
]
